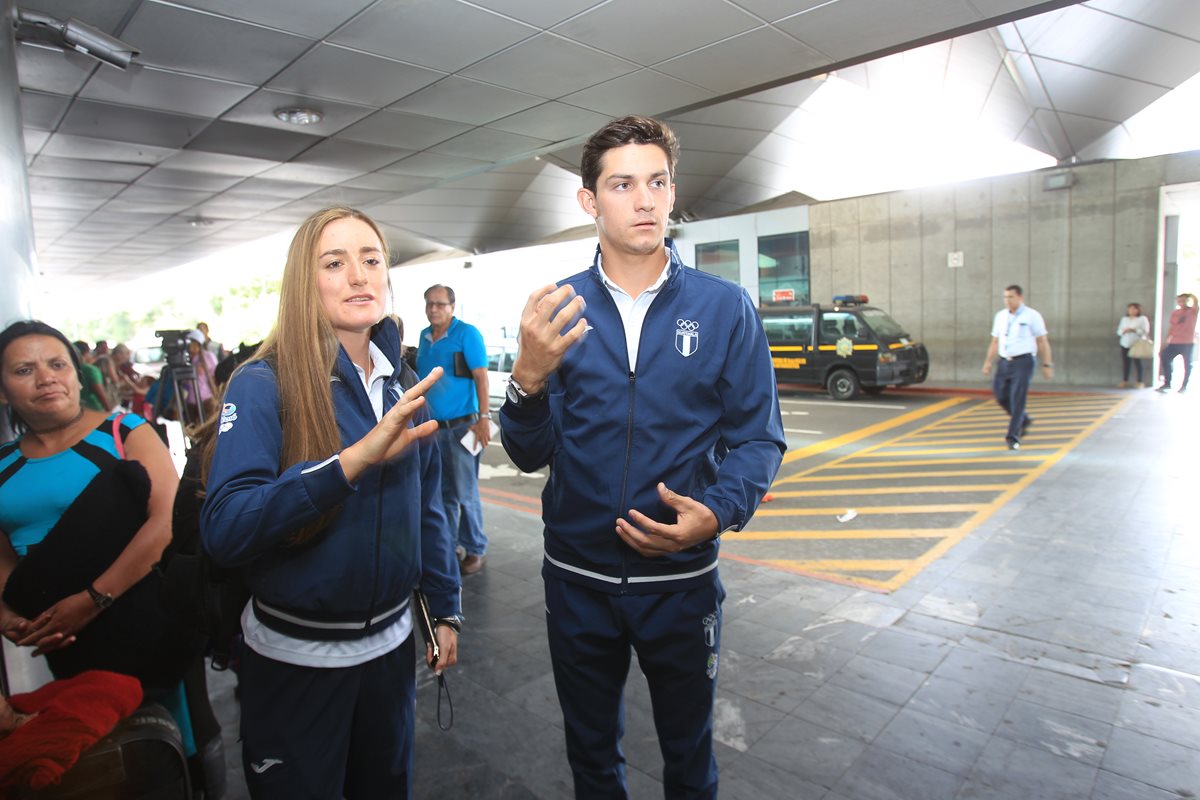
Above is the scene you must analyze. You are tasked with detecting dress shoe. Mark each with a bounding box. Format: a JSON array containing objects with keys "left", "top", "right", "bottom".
[
  {"left": 1007, "top": 440, "right": 1020, "bottom": 450},
  {"left": 460, "top": 554, "right": 486, "bottom": 575},
  {"left": 1117, "top": 381, "right": 1127, "bottom": 388},
  {"left": 1156, "top": 384, "right": 1171, "bottom": 392}
]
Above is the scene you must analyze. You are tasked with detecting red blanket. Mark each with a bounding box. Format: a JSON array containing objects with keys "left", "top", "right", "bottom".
[{"left": 0, "top": 670, "right": 142, "bottom": 792}]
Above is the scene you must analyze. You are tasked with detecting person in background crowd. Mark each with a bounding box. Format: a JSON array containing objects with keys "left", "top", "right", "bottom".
[
  {"left": 0, "top": 320, "right": 215, "bottom": 791},
  {"left": 500, "top": 115, "right": 785, "bottom": 799},
  {"left": 416, "top": 284, "right": 491, "bottom": 575},
  {"left": 73, "top": 341, "right": 109, "bottom": 411},
  {"left": 201, "top": 207, "right": 462, "bottom": 799},
  {"left": 181, "top": 330, "right": 219, "bottom": 424},
  {"left": 982, "top": 284, "right": 1054, "bottom": 450},
  {"left": 1116, "top": 303, "right": 1151, "bottom": 388},
  {"left": 196, "top": 322, "right": 226, "bottom": 361},
  {"left": 111, "top": 344, "right": 153, "bottom": 418},
  {"left": 1157, "top": 292, "right": 1198, "bottom": 393}
]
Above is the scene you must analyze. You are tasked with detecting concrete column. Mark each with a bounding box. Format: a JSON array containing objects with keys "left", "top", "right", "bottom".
[{"left": 0, "top": 0, "right": 37, "bottom": 330}]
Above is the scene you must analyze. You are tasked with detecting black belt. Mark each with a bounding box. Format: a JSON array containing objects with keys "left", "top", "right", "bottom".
[
  {"left": 438, "top": 413, "right": 479, "bottom": 429},
  {"left": 1002, "top": 353, "right": 1033, "bottom": 361}
]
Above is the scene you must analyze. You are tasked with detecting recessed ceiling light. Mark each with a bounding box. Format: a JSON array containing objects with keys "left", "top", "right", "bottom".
[
  {"left": 274, "top": 106, "right": 323, "bottom": 125},
  {"left": 187, "top": 216, "right": 214, "bottom": 228}
]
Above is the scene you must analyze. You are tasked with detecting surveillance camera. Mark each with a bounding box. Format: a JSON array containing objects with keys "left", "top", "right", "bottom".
[{"left": 14, "top": 8, "right": 139, "bottom": 70}]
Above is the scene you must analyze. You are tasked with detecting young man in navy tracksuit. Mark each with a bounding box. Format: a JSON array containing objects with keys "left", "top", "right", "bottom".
[{"left": 500, "top": 116, "right": 786, "bottom": 799}]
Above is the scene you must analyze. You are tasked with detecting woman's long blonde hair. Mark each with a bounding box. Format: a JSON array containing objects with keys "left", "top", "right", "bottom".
[{"left": 205, "top": 206, "right": 391, "bottom": 545}]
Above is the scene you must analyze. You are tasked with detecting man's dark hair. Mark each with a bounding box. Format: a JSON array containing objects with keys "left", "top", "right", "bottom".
[
  {"left": 581, "top": 115, "right": 680, "bottom": 192},
  {"left": 73, "top": 340, "right": 90, "bottom": 357},
  {"left": 1006, "top": 284, "right": 1024, "bottom": 297},
  {"left": 424, "top": 284, "right": 456, "bottom": 305}
]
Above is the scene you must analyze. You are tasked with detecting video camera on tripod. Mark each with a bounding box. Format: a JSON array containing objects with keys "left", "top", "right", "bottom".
[{"left": 153, "top": 329, "right": 205, "bottom": 435}]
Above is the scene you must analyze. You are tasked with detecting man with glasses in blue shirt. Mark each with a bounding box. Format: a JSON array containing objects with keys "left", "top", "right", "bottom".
[
  {"left": 417, "top": 284, "right": 490, "bottom": 574},
  {"left": 982, "top": 284, "right": 1055, "bottom": 450}
]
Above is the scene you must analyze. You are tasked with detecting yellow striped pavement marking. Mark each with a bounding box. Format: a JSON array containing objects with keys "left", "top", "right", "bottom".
[{"left": 726, "top": 393, "right": 1129, "bottom": 592}]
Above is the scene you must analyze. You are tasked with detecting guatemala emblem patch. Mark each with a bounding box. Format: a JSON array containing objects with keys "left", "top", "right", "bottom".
[
  {"left": 706, "top": 652, "right": 719, "bottom": 680},
  {"left": 675, "top": 319, "right": 699, "bottom": 357},
  {"left": 836, "top": 336, "right": 854, "bottom": 358}
]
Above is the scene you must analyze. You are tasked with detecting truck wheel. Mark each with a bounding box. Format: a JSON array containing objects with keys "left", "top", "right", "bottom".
[{"left": 827, "top": 369, "right": 861, "bottom": 401}]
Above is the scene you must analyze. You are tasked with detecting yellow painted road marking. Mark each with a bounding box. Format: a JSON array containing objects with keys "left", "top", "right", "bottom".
[
  {"left": 768, "top": 484, "right": 1012, "bottom": 497},
  {"left": 755, "top": 503, "right": 983, "bottom": 517},
  {"left": 781, "top": 397, "right": 967, "bottom": 465},
  {"left": 729, "top": 393, "right": 1129, "bottom": 592}
]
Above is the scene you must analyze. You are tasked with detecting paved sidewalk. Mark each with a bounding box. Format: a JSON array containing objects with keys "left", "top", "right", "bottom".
[{"left": 212, "top": 387, "right": 1199, "bottom": 799}]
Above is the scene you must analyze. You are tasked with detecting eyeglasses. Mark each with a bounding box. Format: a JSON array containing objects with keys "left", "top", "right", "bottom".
[{"left": 425, "top": 301, "right": 451, "bottom": 308}]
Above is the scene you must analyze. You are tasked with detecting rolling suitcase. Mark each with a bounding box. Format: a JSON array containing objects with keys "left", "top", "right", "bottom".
[{"left": 19, "top": 702, "right": 192, "bottom": 800}]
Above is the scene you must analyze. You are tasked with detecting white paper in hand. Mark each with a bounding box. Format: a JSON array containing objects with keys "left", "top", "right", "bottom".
[{"left": 460, "top": 420, "right": 500, "bottom": 456}]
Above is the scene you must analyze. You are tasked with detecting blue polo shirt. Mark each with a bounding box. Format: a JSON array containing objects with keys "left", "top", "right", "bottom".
[{"left": 416, "top": 317, "right": 487, "bottom": 421}]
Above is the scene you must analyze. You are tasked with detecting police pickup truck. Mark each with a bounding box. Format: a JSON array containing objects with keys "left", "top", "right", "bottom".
[{"left": 761, "top": 295, "right": 929, "bottom": 400}]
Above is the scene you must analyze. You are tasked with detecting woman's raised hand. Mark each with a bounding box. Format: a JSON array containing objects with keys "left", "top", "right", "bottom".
[{"left": 340, "top": 367, "right": 443, "bottom": 483}]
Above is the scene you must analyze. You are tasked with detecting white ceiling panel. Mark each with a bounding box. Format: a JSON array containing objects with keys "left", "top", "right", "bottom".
[
  {"left": 430, "top": 128, "right": 552, "bottom": 161},
  {"left": 23, "top": 129, "right": 50, "bottom": 157},
  {"left": 1033, "top": 57, "right": 1168, "bottom": 120},
  {"left": 15, "top": 45, "right": 96, "bottom": 96},
  {"left": 656, "top": 27, "right": 829, "bottom": 94},
  {"left": 340, "top": 173, "right": 440, "bottom": 194},
  {"left": 390, "top": 77, "right": 544, "bottom": 126},
  {"left": 335, "top": 110, "right": 471, "bottom": 150},
  {"left": 170, "top": 0, "right": 378, "bottom": 39},
  {"left": 267, "top": 45, "right": 445, "bottom": 108},
  {"left": 80, "top": 66, "right": 255, "bottom": 118},
  {"left": 19, "top": 91, "right": 71, "bottom": 131},
  {"left": 330, "top": 0, "right": 538, "bottom": 73},
  {"left": 459, "top": 34, "right": 635, "bottom": 98},
  {"left": 225, "top": 178, "right": 325, "bottom": 199},
  {"left": 469, "top": 0, "right": 604, "bottom": 28},
  {"left": 1084, "top": 0, "right": 1200, "bottom": 40},
  {"left": 122, "top": 2, "right": 313, "bottom": 84},
  {"left": 1054, "top": 111, "right": 1122, "bottom": 154},
  {"left": 186, "top": 121, "right": 322, "bottom": 161},
  {"left": 562, "top": 69, "right": 716, "bottom": 117},
  {"left": 554, "top": 0, "right": 760, "bottom": 65},
  {"left": 1017, "top": 4, "right": 1200, "bottom": 86},
  {"left": 381, "top": 152, "right": 496, "bottom": 179},
  {"left": 291, "top": 140, "right": 414, "bottom": 171},
  {"left": 724, "top": 0, "right": 831, "bottom": 24},
  {"left": 157, "top": 150, "right": 280, "bottom": 177},
  {"left": 774, "top": 0, "right": 981, "bottom": 61},
  {"left": 487, "top": 103, "right": 611, "bottom": 141},
  {"left": 255, "top": 163, "right": 367, "bottom": 185},
  {"left": 29, "top": 156, "right": 149, "bottom": 182},
  {"left": 58, "top": 101, "right": 207, "bottom": 148},
  {"left": 134, "top": 167, "right": 246, "bottom": 192},
  {"left": 668, "top": 99, "right": 800, "bottom": 132}
]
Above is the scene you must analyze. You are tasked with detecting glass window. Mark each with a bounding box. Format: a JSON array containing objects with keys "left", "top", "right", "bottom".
[
  {"left": 762, "top": 313, "right": 813, "bottom": 345},
  {"left": 818, "top": 311, "right": 862, "bottom": 345},
  {"left": 758, "top": 231, "right": 810, "bottom": 308},
  {"left": 695, "top": 240, "right": 740, "bottom": 283}
]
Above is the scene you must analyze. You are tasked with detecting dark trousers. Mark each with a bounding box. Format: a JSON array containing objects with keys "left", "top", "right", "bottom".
[
  {"left": 1120, "top": 345, "right": 1144, "bottom": 383},
  {"left": 1160, "top": 343, "right": 1194, "bottom": 389},
  {"left": 993, "top": 354, "right": 1035, "bottom": 443},
  {"left": 545, "top": 574, "right": 724, "bottom": 800},
  {"left": 239, "top": 635, "right": 416, "bottom": 799}
]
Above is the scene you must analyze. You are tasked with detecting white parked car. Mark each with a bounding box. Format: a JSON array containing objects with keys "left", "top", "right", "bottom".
[{"left": 486, "top": 341, "right": 517, "bottom": 402}]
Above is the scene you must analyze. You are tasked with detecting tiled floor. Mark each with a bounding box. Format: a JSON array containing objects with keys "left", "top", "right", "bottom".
[{"left": 205, "top": 386, "right": 1198, "bottom": 799}]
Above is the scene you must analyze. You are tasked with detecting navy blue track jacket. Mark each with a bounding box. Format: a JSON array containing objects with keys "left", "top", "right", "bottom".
[
  {"left": 200, "top": 321, "right": 462, "bottom": 637},
  {"left": 501, "top": 241, "right": 786, "bottom": 595}
]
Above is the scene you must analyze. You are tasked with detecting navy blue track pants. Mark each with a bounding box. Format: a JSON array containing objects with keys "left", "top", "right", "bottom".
[{"left": 545, "top": 573, "right": 725, "bottom": 800}]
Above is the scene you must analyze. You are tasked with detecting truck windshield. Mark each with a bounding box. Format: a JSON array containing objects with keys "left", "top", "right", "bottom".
[{"left": 860, "top": 308, "right": 908, "bottom": 338}]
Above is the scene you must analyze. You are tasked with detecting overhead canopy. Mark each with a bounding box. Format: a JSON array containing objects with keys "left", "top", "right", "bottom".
[{"left": 16, "top": 0, "right": 1200, "bottom": 282}]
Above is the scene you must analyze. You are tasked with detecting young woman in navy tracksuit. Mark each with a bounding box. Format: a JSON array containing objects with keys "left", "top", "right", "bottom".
[{"left": 200, "top": 207, "right": 462, "bottom": 799}]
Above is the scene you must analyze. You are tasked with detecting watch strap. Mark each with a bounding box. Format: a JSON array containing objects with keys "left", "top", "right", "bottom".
[{"left": 86, "top": 584, "right": 114, "bottom": 610}]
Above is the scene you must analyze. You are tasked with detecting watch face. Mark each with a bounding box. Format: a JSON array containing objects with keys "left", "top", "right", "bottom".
[{"left": 505, "top": 380, "right": 522, "bottom": 405}]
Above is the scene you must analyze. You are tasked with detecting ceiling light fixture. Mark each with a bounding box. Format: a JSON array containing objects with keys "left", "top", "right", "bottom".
[
  {"left": 187, "top": 216, "right": 214, "bottom": 228},
  {"left": 274, "top": 106, "right": 324, "bottom": 126}
]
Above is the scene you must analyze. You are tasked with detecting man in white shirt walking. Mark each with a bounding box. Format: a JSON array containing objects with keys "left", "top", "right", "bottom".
[{"left": 982, "top": 285, "right": 1054, "bottom": 450}]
